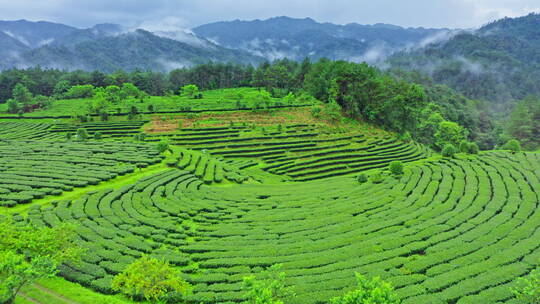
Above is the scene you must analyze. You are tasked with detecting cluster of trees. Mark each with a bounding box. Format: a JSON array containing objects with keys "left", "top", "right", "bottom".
[{"left": 6, "top": 83, "right": 54, "bottom": 114}]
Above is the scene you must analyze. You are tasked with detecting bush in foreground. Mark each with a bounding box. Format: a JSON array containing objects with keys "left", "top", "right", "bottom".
[
  {"left": 242, "top": 264, "right": 295, "bottom": 304},
  {"left": 0, "top": 219, "right": 82, "bottom": 304},
  {"left": 512, "top": 267, "right": 540, "bottom": 304},
  {"left": 112, "top": 256, "right": 190, "bottom": 303},
  {"left": 331, "top": 274, "right": 401, "bottom": 304}
]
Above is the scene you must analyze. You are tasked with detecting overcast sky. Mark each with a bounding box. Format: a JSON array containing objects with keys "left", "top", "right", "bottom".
[{"left": 0, "top": 0, "right": 538, "bottom": 30}]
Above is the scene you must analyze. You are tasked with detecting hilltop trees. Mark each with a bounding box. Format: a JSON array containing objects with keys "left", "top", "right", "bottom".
[{"left": 304, "top": 60, "right": 428, "bottom": 136}]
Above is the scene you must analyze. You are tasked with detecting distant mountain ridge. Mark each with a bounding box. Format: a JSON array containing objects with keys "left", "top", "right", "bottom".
[
  {"left": 193, "top": 16, "right": 450, "bottom": 62},
  {"left": 0, "top": 17, "right": 453, "bottom": 72},
  {"left": 0, "top": 19, "right": 262, "bottom": 72}
]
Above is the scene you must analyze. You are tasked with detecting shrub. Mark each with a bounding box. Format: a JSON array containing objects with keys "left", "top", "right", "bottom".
[
  {"left": 76, "top": 128, "right": 89, "bottom": 141},
  {"left": 441, "top": 144, "right": 457, "bottom": 158},
  {"left": 242, "top": 264, "right": 295, "bottom": 304},
  {"left": 181, "top": 84, "right": 199, "bottom": 98},
  {"left": 388, "top": 161, "right": 404, "bottom": 175},
  {"left": 399, "top": 132, "right": 412, "bottom": 142},
  {"left": 357, "top": 173, "right": 368, "bottom": 183},
  {"left": 156, "top": 140, "right": 170, "bottom": 153},
  {"left": 99, "top": 111, "right": 109, "bottom": 121},
  {"left": 112, "top": 256, "right": 190, "bottom": 303},
  {"left": 330, "top": 273, "right": 401, "bottom": 304},
  {"left": 503, "top": 139, "right": 521, "bottom": 152},
  {"left": 459, "top": 140, "right": 470, "bottom": 153},
  {"left": 468, "top": 142, "right": 479, "bottom": 154},
  {"left": 511, "top": 268, "right": 540, "bottom": 304},
  {"left": 370, "top": 173, "right": 384, "bottom": 184},
  {"left": 94, "top": 132, "right": 102, "bottom": 140}
]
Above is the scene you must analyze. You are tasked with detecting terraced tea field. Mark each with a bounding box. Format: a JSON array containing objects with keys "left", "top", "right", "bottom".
[
  {"left": 0, "top": 106, "right": 538, "bottom": 304},
  {"left": 0, "top": 141, "right": 163, "bottom": 207},
  {"left": 146, "top": 124, "right": 430, "bottom": 181},
  {"left": 12, "top": 151, "right": 539, "bottom": 304}
]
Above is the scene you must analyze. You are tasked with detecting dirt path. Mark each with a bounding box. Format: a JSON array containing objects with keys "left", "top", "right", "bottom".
[
  {"left": 18, "top": 292, "right": 41, "bottom": 304},
  {"left": 33, "top": 283, "right": 80, "bottom": 304}
]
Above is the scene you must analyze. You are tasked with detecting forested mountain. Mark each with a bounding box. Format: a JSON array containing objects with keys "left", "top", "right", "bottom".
[
  {"left": 193, "top": 16, "right": 449, "bottom": 62},
  {"left": 0, "top": 20, "right": 262, "bottom": 72},
  {"left": 20, "top": 29, "right": 261, "bottom": 72},
  {"left": 387, "top": 13, "right": 540, "bottom": 106}
]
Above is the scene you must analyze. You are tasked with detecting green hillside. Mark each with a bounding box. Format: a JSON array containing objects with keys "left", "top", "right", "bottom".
[{"left": 0, "top": 87, "right": 538, "bottom": 304}]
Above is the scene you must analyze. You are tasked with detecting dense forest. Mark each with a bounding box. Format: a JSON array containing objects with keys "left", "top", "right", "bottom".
[{"left": 0, "top": 58, "right": 537, "bottom": 151}]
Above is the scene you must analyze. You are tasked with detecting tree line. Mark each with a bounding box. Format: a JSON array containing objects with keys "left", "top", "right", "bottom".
[{"left": 0, "top": 59, "right": 535, "bottom": 150}]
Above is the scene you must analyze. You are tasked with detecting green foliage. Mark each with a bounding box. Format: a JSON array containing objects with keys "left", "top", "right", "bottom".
[
  {"left": 94, "top": 132, "right": 103, "bottom": 140},
  {"left": 468, "top": 142, "right": 480, "bottom": 154},
  {"left": 399, "top": 132, "right": 412, "bottom": 142},
  {"left": 388, "top": 161, "right": 404, "bottom": 175},
  {"left": 330, "top": 274, "right": 401, "bottom": 304},
  {"left": 181, "top": 84, "right": 200, "bottom": 98},
  {"left": 435, "top": 121, "right": 467, "bottom": 150},
  {"left": 357, "top": 173, "right": 368, "bottom": 183},
  {"left": 370, "top": 173, "right": 384, "bottom": 184},
  {"left": 504, "top": 96, "right": 539, "bottom": 150},
  {"left": 242, "top": 264, "right": 295, "bottom": 304},
  {"left": 441, "top": 144, "right": 457, "bottom": 158},
  {"left": 0, "top": 219, "right": 82, "bottom": 304},
  {"left": 64, "top": 85, "right": 95, "bottom": 99},
  {"left": 111, "top": 256, "right": 190, "bottom": 303},
  {"left": 12, "top": 83, "right": 33, "bottom": 106},
  {"left": 503, "top": 139, "right": 522, "bottom": 152},
  {"left": 320, "top": 101, "right": 343, "bottom": 122},
  {"left": 6, "top": 99, "right": 19, "bottom": 114},
  {"left": 76, "top": 128, "right": 89, "bottom": 141},
  {"left": 512, "top": 268, "right": 540, "bottom": 304},
  {"left": 121, "top": 83, "right": 141, "bottom": 98},
  {"left": 156, "top": 140, "right": 170, "bottom": 153},
  {"left": 283, "top": 92, "right": 295, "bottom": 104},
  {"left": 459, "top": 140, "right": 471, "bottom": 153},
  {"left": 304, "top": 60, "right": 427, "bottom": 133}
]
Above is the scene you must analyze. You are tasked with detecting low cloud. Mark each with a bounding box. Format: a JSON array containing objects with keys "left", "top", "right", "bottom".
[
  {"left": 350, "top": 42, "right": 393, "bottom": 64},
  {"left": 155, "top": 58, "right": 192, "bottom": 72},
  {"left": 134, "top": 16, "right": 212, "bottom": 47},
  {"left": 3, "top": 30, "right": 29, "bottom": 46}
]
